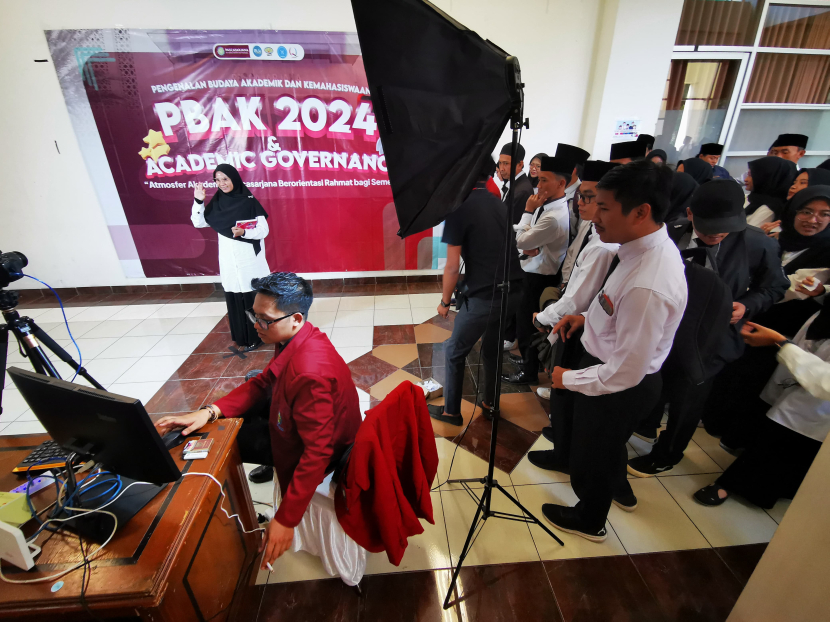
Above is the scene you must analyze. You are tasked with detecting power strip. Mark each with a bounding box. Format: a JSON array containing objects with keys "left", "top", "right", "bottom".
[
  {"left": 0, "top": 521, "right": 40, "bottom": 570},
  {"left": 10, "top": 473, "right": 53, "bottom": 496}
]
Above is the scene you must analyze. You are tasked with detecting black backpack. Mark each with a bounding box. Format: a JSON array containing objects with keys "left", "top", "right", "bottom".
[{"left": 661, "top": 247, "right": 733, "bottom": 385}]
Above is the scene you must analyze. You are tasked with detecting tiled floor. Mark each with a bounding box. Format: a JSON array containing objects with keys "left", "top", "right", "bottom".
[{"left": 3, "top": 291, "right": 783, "bottom": 620}]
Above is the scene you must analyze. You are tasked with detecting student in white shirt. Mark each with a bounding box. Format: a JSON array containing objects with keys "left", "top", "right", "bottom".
[
  {"left": 504, "top": 156, "right": 572, "bottom": 385},
  {"left": 555, "top": 143, "right": 591, "bottom": 238},
  {"left": 694, "top": 312, "right": 830, "bottom": 509},
  {"left": 192, "top": 164, "right": 271, "bottom": 350},
  {"left": 540, "top": 160, "right": 687, "bottom": 542},
  {"left": 526, "top": 160, "right": 619, "bottom": 473}
]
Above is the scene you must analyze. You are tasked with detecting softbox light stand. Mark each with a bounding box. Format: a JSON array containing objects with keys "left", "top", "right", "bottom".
[
  {"left": 349, "top": 1, "right": 563, "bottom": 609},
  {"left": 439, "top": 63, "right": 563, "bottom": 611}
]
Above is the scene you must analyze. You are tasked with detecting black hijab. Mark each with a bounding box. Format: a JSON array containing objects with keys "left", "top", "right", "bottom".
[
  {"left": 666, "top": 172, "right": 699, "bottom": 222},
  {"left": 646, "top": 149, "right": 668, "bottom": 164},
  {"left": 746, "top": 156, "right": 798, "bottom": 219},
  {"left": 779, "top": 186, "right": 830, "bottom": 253},
  {"left": 818, "top": 158, "right": 830, "bottom": 172},
  {"left": 679, "top": 158, "right": 713, "bottom": 185},
  {"left": 529, "top": 152, "right": 548, "bottom": 188},
  {"left": 205, "top": 164, "right": 269, "bottom": 255},
  {"left": 804, "top": 168, "right": 830, "bottom": 187},
  {"left": 806, "top": 302, "right": 830, "bottom": 341}
]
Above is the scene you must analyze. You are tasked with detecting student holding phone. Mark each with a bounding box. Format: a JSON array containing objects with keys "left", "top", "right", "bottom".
[{"left": 192, "top": 163, "right": 271, "bottom": 350}]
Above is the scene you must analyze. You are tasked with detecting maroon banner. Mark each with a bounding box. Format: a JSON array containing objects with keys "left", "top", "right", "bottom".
[{"left": 74, "top": 31, "right": 427, "bottom": 278}]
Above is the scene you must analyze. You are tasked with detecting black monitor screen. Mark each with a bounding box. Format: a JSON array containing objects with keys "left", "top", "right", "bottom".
[{"left": 8, "top": 367, "right": 181, "bottom": 485}]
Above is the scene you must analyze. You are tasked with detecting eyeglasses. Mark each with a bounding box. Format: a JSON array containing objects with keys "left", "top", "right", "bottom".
[
  {"left": 576, "top": 193, "right": 596, "bottom": 205},
  {"left": 245, "top": 309, "right": 294, "bottom": 330},
  {"left": 795, "top": 208, "right": 830, "bottom": 222}
]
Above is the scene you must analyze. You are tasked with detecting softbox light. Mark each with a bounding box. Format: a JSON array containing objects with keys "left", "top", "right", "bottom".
[{"left": 351, "top": 0, "right": 518, "bottom": 237}]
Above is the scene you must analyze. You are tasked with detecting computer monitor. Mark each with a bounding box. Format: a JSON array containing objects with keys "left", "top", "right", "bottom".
[{"left": 8, "top": 367, "right": 181, "bottom": 485}]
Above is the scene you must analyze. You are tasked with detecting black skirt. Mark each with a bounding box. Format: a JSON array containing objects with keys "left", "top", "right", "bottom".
[
  {"left": 716, "top": 417, "right": 821, "bottom": 509},
  {"left": 224, "top": 291, "right": 261, "bottom": 348}
]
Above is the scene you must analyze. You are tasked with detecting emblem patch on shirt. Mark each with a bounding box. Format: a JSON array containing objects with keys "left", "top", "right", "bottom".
[
  {"left": 277, "top": 412, "right": 284, "bottom": 431},
  {"left": 598, "top": 291, "right": 614, "bottom": 316}
]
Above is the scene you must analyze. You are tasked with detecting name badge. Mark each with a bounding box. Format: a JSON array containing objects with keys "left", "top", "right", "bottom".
[{"left": 598, "top": 290, "right": 614, "bottom": 316}]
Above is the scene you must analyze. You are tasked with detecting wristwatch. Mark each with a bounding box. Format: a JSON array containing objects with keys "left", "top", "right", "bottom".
[
  {"left": 440, "top": 299, "right": 451, "bottom": 308},
  {"left": 203, "top": 404, "right": 219, "bottom": 423},
  {"left": 775, "top": 338, "right": 795, "bottom": 349}
]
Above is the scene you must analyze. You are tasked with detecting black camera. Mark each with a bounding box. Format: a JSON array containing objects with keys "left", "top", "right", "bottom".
[{"left": 0, "top": 251, "right": 27, "bottom": 288}]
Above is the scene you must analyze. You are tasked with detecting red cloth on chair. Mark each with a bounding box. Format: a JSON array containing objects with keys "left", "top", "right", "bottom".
[{"left": 334, "top": 381, "right": 439, "bottom": 565}]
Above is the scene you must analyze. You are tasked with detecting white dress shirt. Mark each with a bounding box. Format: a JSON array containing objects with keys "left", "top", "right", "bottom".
[
  {"left": 192, "top": 200, "right": 271, "bottom": 293},
  {"left": 563, "top": 225, "right": 688, "bottom": 395},
  {"left": 515, "top": 196, "right": 570, "bottom": 276},
  {"left": 537, "top": 225, "right": 619, "bottom": 344},
  {"left": 763, "top": 314, "right": 830, "bottom": 442},
  {"left": 561, "top": 219, "right": 592, "bottom": 284}
]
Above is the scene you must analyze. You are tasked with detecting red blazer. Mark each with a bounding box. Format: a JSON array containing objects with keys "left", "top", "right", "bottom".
[
  {"left": 334, "top": 381, "right": 438, "bottom": 565},
  {"left": 215, "top": 322, "right": 361, "bottom": 528}
]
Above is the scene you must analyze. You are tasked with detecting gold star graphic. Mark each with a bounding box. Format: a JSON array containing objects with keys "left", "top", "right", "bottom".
[
  {"left": 143, "top": 129, "right": 167, "bottom": 149},
  {"left": 139, "top": 146, "right": 153, "bottom": 160},
  {"left": 149, "top": 143, "right": 170, "bottom": 162}
]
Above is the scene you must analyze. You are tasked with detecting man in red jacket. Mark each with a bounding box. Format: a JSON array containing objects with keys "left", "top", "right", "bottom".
[{"left": 157, "top": 272, "right": 362, "bottom": 570}]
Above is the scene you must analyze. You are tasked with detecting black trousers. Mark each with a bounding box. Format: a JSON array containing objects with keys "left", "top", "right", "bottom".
[
  {"left": 642, "top": 375, "right": 714, "bottom": 465},
  {"left": 717, "top": 417, "right": 820, "bottom": 509},
  {"left": 235, "top": 399, "right": 274, "bottom": 467},
  {"left": 517, "top": 271, "right": 561, "bottom": 375},
  {"left": 225, "top": 291, "right": 261, "bottom": 348},
  {"left": 570, "top": 353, "right": 662, "bottom": 531}
]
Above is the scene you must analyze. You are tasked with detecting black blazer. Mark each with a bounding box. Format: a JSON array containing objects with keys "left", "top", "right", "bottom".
[{"left": 504, "top": 173, "right": 534, "bottom": 225}]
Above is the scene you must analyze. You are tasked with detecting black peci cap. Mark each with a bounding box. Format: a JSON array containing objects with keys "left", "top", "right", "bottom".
[
  {"left": 500, "top": 142, "right": 526, "bottom": 162},
  {"left": 771, "top": 133, "right": 808, "bottom": 149},
  {"left": 540, "top": 156, "right": 576, "bottom": 178},
  {"left": 699, "top": 143, "right": 724, "bottom": 156},
  {"left": 688, "top": 179, "right": 747, "bottom": 235},
  {"left": 555, "top": 143, "right": 590, "bottom": 166},
  {"left": 636, "top": 134, "right": 655, "bottom": 148},
  {"left": 581, "top": 160, "right": 619, "bottom": 182},
  {"left": 610, "top": 141, "right": 647, "bottom": 161}
]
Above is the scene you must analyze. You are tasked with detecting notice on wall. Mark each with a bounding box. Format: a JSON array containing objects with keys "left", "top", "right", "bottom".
[
  {"left": 613, "top": 119, "right": 641, "bottom": 141},
  {"left": 46, "top": 29, "right": 441, "bottom": 278}
]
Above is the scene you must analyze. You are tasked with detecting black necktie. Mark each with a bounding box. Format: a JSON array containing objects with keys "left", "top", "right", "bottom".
[
  {"left": 600, "top": 255, "right": 620, "bottom": 290},
  {"left": 501, "top": 181, "right": 509, "bottom": 199},
  {"left": 577, "top": 228, "right": 593, "bottom": 256}
]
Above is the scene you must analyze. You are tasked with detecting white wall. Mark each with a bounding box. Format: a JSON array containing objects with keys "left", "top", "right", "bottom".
[{"left": 0, "top": 0, "right": 679, "bottom": 289}]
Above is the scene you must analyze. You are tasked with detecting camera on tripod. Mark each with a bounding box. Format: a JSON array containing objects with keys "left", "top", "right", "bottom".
[{"left": 0, "top": 250, "right": 28, "bottom": 311}]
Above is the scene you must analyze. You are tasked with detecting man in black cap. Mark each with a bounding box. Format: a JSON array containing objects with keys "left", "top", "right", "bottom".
[
  {"left": 636, "top": 134, "right": 655, "bottom": 155},
  {"left": 771, "top": 133, "right": 808, "bottom": 166},
  {"left": 556, "top": 143, "right": 591, "bottom": 237},
  {"left": 497, "top": 142, "right": 534, "bottom": 224},
  {"left": 698, "top": 143, "right": 733, "bottom": 180},
  {"left": 609, "top": 141, "right": 647, "bottom": 164},
  {"left": 504, "top": 155, "right": 573, "bottom": 385},
  {"left": 628, "top": 180, "right": 789, "bottom": 476}
]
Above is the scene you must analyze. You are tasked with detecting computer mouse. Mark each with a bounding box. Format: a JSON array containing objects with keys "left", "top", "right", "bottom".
[{"left": 162, "top": 429, "right": 188, "bottom": 450}]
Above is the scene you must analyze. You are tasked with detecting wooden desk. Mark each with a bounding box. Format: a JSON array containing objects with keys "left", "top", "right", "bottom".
[{"left": 0, "top": 420, "right": 261, "bottom": 621}]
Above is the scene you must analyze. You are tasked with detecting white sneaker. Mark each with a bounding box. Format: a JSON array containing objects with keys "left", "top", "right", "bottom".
[
  {"left": 503, "top": 340, "right": 517, "bottom": 351},
  {"left": 536, "top": 387, "right": 551, "bottom": 400}
]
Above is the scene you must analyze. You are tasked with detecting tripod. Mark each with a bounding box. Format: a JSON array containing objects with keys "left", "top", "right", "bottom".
[
  {"left": 441, "top": 58, "right": 563, "bottom": 610},
  {"left": 0, "top": 289, "right": 105, "bottom": 417}
]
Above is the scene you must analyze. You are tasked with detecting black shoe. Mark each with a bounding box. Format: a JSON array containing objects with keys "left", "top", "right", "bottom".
[
  {"left": 612, "top": 493, "right": 638, "bottom": 512},
  {"left": 527, "top": 450, "right": 569, "bottom": 474},
  {"left": 694, "top": 484, "right": 729, "bottom": 506},
  {"left": 541, "top": 503, "right": 607, "bottom": 543},
  {"left": 627, "top": 454, "right": 674, "bottom": 478},
  {"left": 541, "top": 426, "right": 555, "bottom": 443},
  {"left": 501, "top": 371, "right": 535, "bottom": 384},
  {"left": 508, "top": 352, "right": 523, "bottom": 364},
  {"left": 248, "top": 465, "right": 274, "bottom": 484},
  {"left": 427, "top": 404, "right": 463, "bottom": 427},
  {"left": 632, "top": 428, "right": 658, "bottom": 444},
  {"left": 719, "top": 440, "right": 744, "bottom": 457}
]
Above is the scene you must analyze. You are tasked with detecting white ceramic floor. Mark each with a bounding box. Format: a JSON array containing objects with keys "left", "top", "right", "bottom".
[{"left": 3, "top": 294, "right": 787, "bottom": 588}]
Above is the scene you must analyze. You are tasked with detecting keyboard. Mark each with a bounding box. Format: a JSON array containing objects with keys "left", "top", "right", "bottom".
[{"left": 13, "top": 440, "right": 74, "bottom": 474}]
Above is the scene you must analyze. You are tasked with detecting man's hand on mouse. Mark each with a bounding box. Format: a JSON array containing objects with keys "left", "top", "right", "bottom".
[{"left": 156, "top": 407, "right": 217, "bottom": 436}]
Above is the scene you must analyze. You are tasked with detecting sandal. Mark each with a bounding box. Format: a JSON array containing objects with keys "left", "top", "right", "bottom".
[{"left": 694, "top": 484, "right": 729, "bottom": 506}]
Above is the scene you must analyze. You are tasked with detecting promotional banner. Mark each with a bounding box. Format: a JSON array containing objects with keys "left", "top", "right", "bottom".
[{"left": 46, "top": 29, "right": 445, "bottom": 278}]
